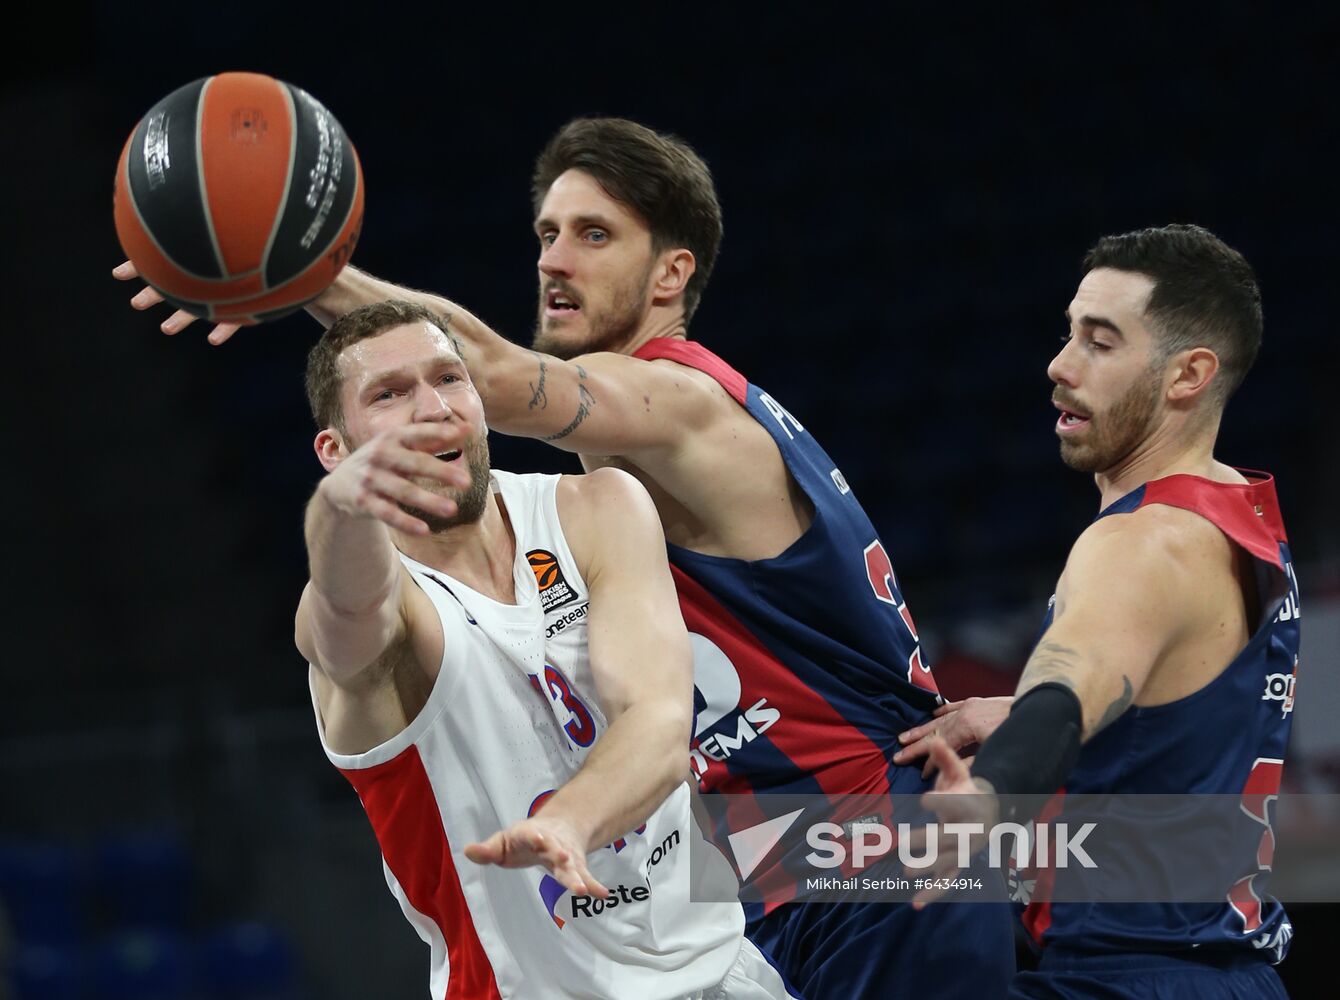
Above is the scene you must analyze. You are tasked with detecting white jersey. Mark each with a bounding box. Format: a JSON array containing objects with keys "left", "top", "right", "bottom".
[{"left": 312, "top": 470, "right": 746, "bottom": 1000}]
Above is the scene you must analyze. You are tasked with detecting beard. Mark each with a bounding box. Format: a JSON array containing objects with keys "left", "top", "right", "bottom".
[
  {"left": 1057, "top": 367, "right": 1163, "bottom": 474},
  {"left": 531, "top": 262, "right": 654, "bottom": 359},
  {"left": 398, "top": 432, "right": 493, "bottom": 532}
]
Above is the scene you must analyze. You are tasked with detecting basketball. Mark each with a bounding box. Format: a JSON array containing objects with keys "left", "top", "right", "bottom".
[{"left": 113, "top": 72, "right": 364, "bottom": 325}]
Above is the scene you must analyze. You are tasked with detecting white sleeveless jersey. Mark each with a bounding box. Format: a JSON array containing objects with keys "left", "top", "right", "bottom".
[{"left": 311, "top": 470, "right": 744, "bottom": 1000}]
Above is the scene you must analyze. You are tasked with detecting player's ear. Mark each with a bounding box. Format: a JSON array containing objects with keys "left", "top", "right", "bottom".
[
  {"left": 314, "top": 427, "right": 348, "bottom": 472},
  {"left": 1166, "top": 347, "right": 1220, "bottom": 405},
  {"left": 651, "top": 248, "right": 695, "bottom": 306}
]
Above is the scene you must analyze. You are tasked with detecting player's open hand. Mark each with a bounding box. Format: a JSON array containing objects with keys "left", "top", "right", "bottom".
[
  {"left": 895, "top": 697, "right": 1013, "bottom": 777},
  {"left": 903, "top": 736, "right": 999, "bottom": 909},
  {"left": 112, "top": 260, "right": 243, "bottom": 346},
  {"left": 466, "top": 816, "right": 609, "bottom": 899},
  {"left": 318, "top": 423, "right": 472, "bottom": 536}
]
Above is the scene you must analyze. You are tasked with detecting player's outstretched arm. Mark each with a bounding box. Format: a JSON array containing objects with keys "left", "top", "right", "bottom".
[
  {"left": 308, "top": 267, "right": 720, "bottom": 460},
  {"left": 116, "top": 258, "right": 719, "bottom": 460},
  {"left": 296, "top": 422, "right": 469, "bottom": 684},
  {"left": 465, "top": 469, "right": 693, "bottom": 894}
]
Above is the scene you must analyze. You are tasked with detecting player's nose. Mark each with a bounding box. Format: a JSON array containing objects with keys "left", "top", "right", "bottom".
[
  {"left": 1047, "top": 340, "right": 1078, "bottom": 386},
  {"left": 539, "top": 234, "right": 574, "bottom": 278},
  {"left": 412, "top": 381, "right": 453, "bottom": 422}
]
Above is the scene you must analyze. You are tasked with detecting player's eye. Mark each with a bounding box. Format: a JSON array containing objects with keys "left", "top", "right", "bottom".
[{"left": 586, "top": 229, "right": 608, "bottom": 244}]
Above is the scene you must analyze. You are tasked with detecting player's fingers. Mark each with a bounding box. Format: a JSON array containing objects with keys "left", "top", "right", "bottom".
[
  {"left": 548, "top": 853, "right": 589, "bottom": 896},
  {"left": 897, "top": 721, "right": 934, "bottom": 745},
  {"left": 207, "top": 323, "right": 242, "bottom": 346},
  {"left": 112, "top": 261, "right": 140, "bottom": 280},
  {"left": 368, "top": 473, "right": 460, "bottom": 518},
  {"left": 926, "top": 737, "right": 969, "bottom": 788},
  {"left": 361, "top": 494, "right": 432, "bottom": 536},
  {"left": 382, "top": 448, "right": 473, "bottom": 488},
  {"left": 397, "top": 422, "right": 472, "bottom": 453},
  {"left": 160, "top": 310, "right": 204, "bottom": 336},
  {"left": 892, "top": 735, "right": 933, "bottom": 765},
  {"left": 932, "top": 700, "right": 964, "bottom": 718},
  {"left": 131, "top": 286, "right": 166, "bottom": 310},
  {"left": 574, "top": 861, "right": 608, "bottom": 900},
  {"left": 464, "top": 832, "right": 505, "bottom": 866}
]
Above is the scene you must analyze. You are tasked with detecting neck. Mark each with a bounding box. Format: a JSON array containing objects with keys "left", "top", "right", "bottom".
[
  {"left": 619, "top": 306, "right": 688, "bottom": 356},
  {"left": 1093, "top": 411, "right": 1235, "bottom": 509},
  {"left": 394, "top": 485, "right": 518, "bottom": 603}
]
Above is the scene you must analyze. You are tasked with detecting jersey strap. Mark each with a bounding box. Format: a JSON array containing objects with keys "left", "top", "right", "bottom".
[{"left": 633, "top": 338, "right": 749, "bottom": 404}]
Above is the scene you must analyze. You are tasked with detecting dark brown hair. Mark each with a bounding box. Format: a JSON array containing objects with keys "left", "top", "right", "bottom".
[
  {"left": 305, "top": 299, "right": 455, "bottom": 431},
  {"left": 532, "top": 117, "right": 723, "bottom": 323},
  {"left": 1083, "top": 224, "right": 1262, "bottom": 403}
]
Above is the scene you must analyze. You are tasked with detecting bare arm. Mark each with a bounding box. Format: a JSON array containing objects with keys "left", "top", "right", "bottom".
[
  {"left": 908, "top": 510, "right": 1207, "bottom": 904},
  {"left": 464, "top": 469, "right": 694, "bottom": 891},
  {"left": 308, "top": 267, "right": 720, "bottom": 459},
  {"left": 539, "top": 468, "right": 694, "bottom": 847},
  {"left": 115, "top": 259, "right": 722, "bottom": 459},
  {"left": 295, "top": 422, "right": 467, "bottom": 685},
  {"left": 1012, "top": 507, "right": 1201, "bottom": 740}
]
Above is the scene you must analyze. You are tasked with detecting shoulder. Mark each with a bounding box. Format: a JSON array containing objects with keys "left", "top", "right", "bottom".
[
  {"left": 1061, "top": 503, "right": 1235, "bottom": 608},
  {"left": 555, "top": 469, "right": 664, "bottom": 573},
  {"left": 1075, "top": 502, "right": 1232, "bottom": 565},
  {"left": 556, "top": 467, "right": 658, "bottom": 523},
  {"left": 577, "top": 349, "right": 740, "bottom": 415}
]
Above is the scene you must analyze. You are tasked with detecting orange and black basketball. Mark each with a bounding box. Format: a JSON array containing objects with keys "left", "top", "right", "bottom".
[
  {"left": 113, "top": 72, "right": 364, "bottom": 325},
  {"left": 528, "top": 550, "right": 560, "bottom": 590}
]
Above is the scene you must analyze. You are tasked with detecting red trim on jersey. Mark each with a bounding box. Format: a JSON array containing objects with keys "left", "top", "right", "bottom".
[
  {"left": 673, "top": 566, "right": 894, "bottom": 799},
  {"left": 1022, "top": 791, "right": 1067, "bottom": 948},
  {"left": 340, "top": 747, "right": 502, "bottom": 1000},
  {"left": 1138, "top": 471, "right": 1285, "bottom": 568},
  {"left": 633, "top": 338, "right": 749, "bottom": 405}
]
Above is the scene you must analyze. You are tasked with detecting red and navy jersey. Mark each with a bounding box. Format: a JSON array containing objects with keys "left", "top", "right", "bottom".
[
  {"left": 632, "top": 339, "right": 942, "bottom": 803},
  {"left": 1023, "top": 471, "right": 1299, "bottom": 964}
]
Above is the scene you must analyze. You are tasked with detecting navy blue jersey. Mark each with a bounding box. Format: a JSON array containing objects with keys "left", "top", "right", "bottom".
[
  {"left": 1022, "top": 471, "right": 1299, "bottom": 965},
  {"left": 634, "top": 338, "right": 942, "bottom": 804},
  {"left": 632, "top": 341, "right": 1016, "bottom": 998}
]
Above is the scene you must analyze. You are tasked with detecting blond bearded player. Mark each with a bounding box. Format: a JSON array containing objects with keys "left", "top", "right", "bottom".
[{"left": 288, "top": 300, "right": 794, "bottom": 998}]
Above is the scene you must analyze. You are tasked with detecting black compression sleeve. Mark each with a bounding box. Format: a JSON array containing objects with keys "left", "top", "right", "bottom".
[{"left": 969, "top": 682, "right": 1083, "bottom": 823}]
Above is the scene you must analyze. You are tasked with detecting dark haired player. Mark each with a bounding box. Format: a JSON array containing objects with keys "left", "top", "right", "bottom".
[{"left": 910, "top": 225, "right": 1298, "bottom": 999}]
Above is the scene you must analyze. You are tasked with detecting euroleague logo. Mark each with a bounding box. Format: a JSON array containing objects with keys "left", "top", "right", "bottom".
[{"left": 528, "top": 549, "right": 580, "bottom": 613}]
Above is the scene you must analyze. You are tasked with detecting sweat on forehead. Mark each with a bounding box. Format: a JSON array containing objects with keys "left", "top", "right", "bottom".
[{"left": 337, "top": 321, "right": 462, "bottom": 379}]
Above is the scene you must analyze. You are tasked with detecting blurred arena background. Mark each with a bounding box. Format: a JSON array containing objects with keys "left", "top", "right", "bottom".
[{"left": 4, "top": 3, "right": 1337, "bottom": 996}]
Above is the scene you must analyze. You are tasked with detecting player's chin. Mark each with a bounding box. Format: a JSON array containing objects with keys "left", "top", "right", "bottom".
[
  {"left": 532, "top": 322, "right": 587, "bottom": 360},
  {"left": 1058, "top": 441, "right": 1101, "bottom": 473}
]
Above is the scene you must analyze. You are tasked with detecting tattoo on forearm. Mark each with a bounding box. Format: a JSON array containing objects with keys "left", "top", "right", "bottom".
[
  {"left": 1091, "top": 676, "right": 1134, "bottom": 736},
  {"left": 528, "top": 357, "right": 549, "bottom": 411},
  {"left": 1020, "top": 641, "right": 1082, "bottom": 694},
  {"left": 542, "top": 365, "right": 596, "bottom": 442}
]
